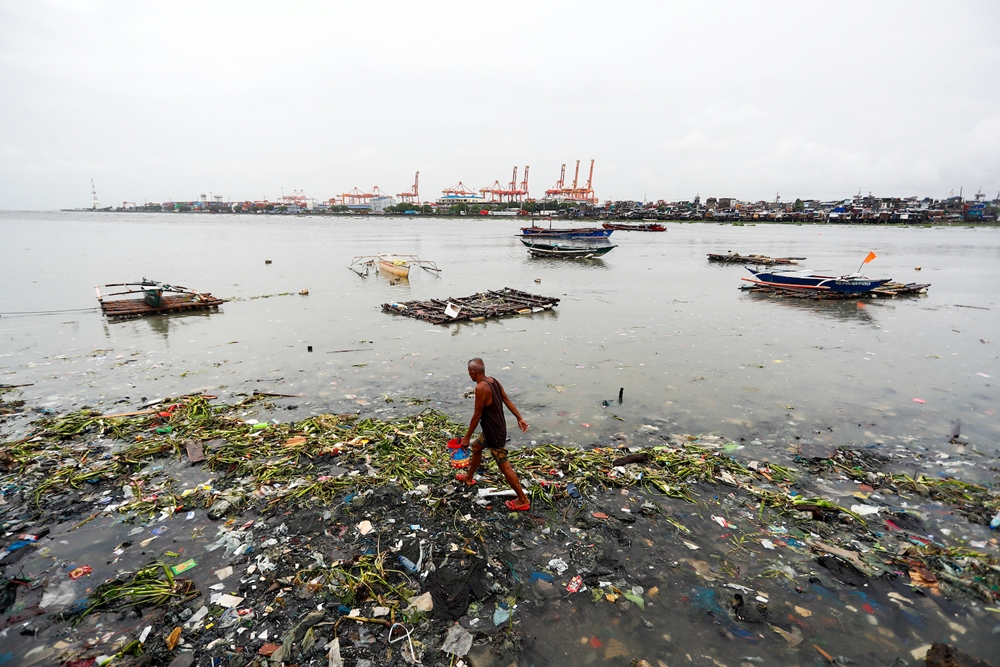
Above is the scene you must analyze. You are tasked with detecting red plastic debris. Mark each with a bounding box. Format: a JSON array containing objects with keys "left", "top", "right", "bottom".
[
  {"left": 589, "top": 637, "right": 603, "bottom": 649},
  {"left": 68, "top": 565, "right": 93, "bottom": 580}
]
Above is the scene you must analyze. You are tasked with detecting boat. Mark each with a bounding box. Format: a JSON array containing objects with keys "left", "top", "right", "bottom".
[
  {"left": 520, "top": 239, "right": 617, "bottom": 258},
  {"left": 602, "top": 222, "right": 666, "bottom": 232},
  {"left": 742, "top": 267, "right": 891, "bottom": 294},
  {"left": 349, "top": 255, "right": 441, "bottom": 279},
  {"left": 96, "top": 280, "right": 224, "bottom": 319},
  {"left": 520, "top": 226, "right": 613, "bottom": 238}
]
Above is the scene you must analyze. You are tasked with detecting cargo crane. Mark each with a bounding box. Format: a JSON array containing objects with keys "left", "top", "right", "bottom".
[
  {"left": 279, "top": 189, "right": 316, "bottom": 209},
  {"left": 481, "top": 166, "right": 529, "bottom": 203},
  {"left": 544, "top": 164, "right": 566, "bottom": 198},
  {"left": 441, "top": 182, "right": 478, "bottom": 197},
  {"left": 543, "top": 159, "right": 597, "bottom": 204},
  {"left": 333, "top": 186, "right": 388, "bottom": 207},
  {"left": 397, "top": 172, "right": 420, "bottom": 204}
]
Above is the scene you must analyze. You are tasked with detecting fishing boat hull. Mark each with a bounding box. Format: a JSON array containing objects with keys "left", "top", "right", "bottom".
[
  {"left": 743, "top": 268, "right": 891, "bottom": 293},
  {"left": 378, "top": 259, "right": 410, "bottom": 277},
  {"left": 521, "top": 239, "right": 617, "bottom": 258},
  {"left": 602, "top": 223, "right": 666, "bottom": 232},
  {"left": 520, "top": 226, "right": 613, "bottom": 238}
]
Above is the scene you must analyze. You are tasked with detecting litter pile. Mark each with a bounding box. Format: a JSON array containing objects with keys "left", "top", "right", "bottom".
[
  {"left": 382, "top": 288, "right": 558, "bottom": 325},
  {"left": 0, "top": 395, "right": 998, "bottom": 667}
]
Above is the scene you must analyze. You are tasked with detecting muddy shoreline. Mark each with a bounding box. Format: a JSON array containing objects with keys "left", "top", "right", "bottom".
[{"left": 0, "top": 392, "right": 998, "bottom": 667}]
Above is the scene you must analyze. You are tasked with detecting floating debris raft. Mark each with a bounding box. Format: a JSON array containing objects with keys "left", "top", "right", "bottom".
[
  {"left": 96, "top": 280, "right": 224, "bottom": 319},
  {"left": 708, "top": 252, "right": 805, "bottom": 265},
  {"left": 743, "top": 281, "right": 931, "bottom": 299},
  {"left": 382, "top": 287, "right": 558, "bottom": 324}
]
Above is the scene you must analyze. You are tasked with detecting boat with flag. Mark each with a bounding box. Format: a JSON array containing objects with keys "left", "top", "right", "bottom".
[{"left": 741, "top": 252, "right": 891, "bottom": 294}]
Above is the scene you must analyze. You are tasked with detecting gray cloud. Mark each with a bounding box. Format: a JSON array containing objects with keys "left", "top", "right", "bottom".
[{"left": 1, "top": 0, "right": 997, "bottom": 209}]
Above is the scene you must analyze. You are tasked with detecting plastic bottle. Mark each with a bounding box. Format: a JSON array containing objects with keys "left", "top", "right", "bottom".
[
  {"left": 398, "top": 556, "right": 418, "bottom": 573},
  {"left": 990, "top": 512, "right": 1000, "bottom": 530}
]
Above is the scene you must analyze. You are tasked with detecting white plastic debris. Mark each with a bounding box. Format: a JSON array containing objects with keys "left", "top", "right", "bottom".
[
  {"left": 441, "top": 624, "right": 473, "bottom": 657},
  {"left": 405, "top": 591, "right": 434, "bottom": 612},
  {"left": 547, "top": 558, "right": 569, "bottom": 575}
]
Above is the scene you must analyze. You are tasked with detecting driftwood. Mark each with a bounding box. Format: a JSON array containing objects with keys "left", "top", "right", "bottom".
[{"left": 708, "top": 252, "right": 804, "bottom": 265}]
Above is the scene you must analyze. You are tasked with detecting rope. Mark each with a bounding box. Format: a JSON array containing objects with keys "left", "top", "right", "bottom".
[{"left": 0, "top": 307, "right": 99, "bottom": 318}]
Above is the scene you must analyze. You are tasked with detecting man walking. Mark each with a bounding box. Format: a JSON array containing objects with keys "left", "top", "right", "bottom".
[{"left": 457, "top": 357, "right": 531, "bottom": 511}]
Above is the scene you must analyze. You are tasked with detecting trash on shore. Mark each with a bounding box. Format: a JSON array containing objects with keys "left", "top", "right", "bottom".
[{"left": 0, "top": 394, "right": 997, "bottom": 667}]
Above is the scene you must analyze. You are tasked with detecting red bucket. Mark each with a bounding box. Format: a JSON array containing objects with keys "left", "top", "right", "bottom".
[{"left": 447, "top": 438, "right": 463, "bottom": 449}]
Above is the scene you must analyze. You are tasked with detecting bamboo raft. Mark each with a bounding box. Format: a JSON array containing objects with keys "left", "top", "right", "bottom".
[
  {"left": 743, "top": 282, "right": 931, "bottom": 300},
  {"left": 708, "top": 252, "right": 804, "bottom": 265},
  {"left": 382, "top": 287, "right": 559, "bottom": 325},
  {"left": 96, "top": 281, "right": 225, "bottom": 319}
]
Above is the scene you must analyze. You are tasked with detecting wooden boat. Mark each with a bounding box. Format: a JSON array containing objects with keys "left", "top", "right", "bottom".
[
  {"left": 602, "top": 222, "right": 666, "bottom": 232},
  {"left": 708, "top": 252, "right": 803, "bottom": 265},
  {"left": 96, "top": 280, "right": 224, "bottom": 319},
  {"left": 520, "top": 239, "right": 617, "bottom": 258},
  {"left": 742, "top": 267, "right": 891, "bottom": 294},
  {"left": 520, "top": 223, "right": 613, "bottom": 238},
  {"left": 349, "top": 255, "right": 440, "bottom": 279}
]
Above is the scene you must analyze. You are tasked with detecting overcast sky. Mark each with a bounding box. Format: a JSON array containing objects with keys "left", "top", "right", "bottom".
[{"left": 1, "top": 1, "right": 998, "bottom": 209}]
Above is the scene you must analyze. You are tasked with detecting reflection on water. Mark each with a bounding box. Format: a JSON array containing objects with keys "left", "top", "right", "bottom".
[{"left": 742, "top": 291, "right": 879, "bottom": 325}]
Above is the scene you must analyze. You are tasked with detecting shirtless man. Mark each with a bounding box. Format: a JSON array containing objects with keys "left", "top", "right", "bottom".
[{"left": 456, "top": 357, "right": 531, "bottom": 511}]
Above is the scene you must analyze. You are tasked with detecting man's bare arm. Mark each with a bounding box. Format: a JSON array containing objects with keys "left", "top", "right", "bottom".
[{"left": 500, "top": 385, "right": 529, "bottom": 433}]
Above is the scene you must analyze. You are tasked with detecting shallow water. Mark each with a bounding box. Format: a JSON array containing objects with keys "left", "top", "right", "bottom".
[{"left": 2, "top": 211, "right": 998, "bottom": 464}]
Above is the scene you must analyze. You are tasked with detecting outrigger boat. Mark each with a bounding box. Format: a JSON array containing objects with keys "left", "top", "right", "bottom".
[
  {"left": 349, "top": 255, "right": 441, "bottom": 279},
  {"left": 742, "top": 268, "right": 891, "bottom": 294},
  {"left": 742, "top": 251, "right": 890, "bottom": 294},
  {"left": 520, "top": 239, "right": 617, "bottom": 258},
  {"left": 602, "top": 222, "right": 666, "bottom": 232}
]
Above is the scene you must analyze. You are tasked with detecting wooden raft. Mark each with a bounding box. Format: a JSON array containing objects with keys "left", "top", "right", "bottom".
[
  {"left": 382, "top": 287, "right": 559, "bottom": 324},
  {"left": 99, "top": 294, "right": 225, "bottom": 319},
  {"left": 743, "top": 282, "right": 931, "bottom": 300},
  {"left": 708, "top": 252, "right": 805, "bottom": 265}
]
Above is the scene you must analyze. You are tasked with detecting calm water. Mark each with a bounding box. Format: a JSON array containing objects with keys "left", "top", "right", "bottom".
[{"left": 1, "top": 211, "right": 999, "bottom": 464}]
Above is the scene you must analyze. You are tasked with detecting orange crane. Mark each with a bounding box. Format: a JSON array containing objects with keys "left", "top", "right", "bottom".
[
  {"left": 334, "top": 186, "right": 387, "bottom": 206},
  {"left": 441, "top": 181, "right": 478, "bottom": 197},
  {"left": 544, "top": 159, "right": 597, "bottom": 204},
  {"left": 545, "top": 164, "right": 567, "bottom": 198},
  {"left": 397, "top": 172, "right": 420, "bottom": 203},
  {"left": 481, "top": 166, "right": 530, "bottom": 203}
]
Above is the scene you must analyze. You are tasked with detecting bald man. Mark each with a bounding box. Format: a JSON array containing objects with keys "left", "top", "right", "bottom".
[{"left": 457, "top": 357, "right": 531, "bottom": 511}]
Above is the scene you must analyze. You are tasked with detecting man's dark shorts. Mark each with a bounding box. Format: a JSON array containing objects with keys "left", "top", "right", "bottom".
[{"left": 472, "top": 434, "right": 509, "bottom": 464}]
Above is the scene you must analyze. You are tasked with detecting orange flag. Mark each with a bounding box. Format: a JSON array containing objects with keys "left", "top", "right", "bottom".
[{"left": 863, "top": 251, "right": 877, "bottom": 264}]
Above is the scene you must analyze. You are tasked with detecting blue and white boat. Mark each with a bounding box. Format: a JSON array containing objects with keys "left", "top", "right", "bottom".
[{"left": 743, "top": 267, "right": 891, "bottom": 294}]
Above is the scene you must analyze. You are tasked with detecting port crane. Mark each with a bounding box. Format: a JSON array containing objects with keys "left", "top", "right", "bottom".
[{"left": 397, "top": 172, "right": 420, "bottom": 204}]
